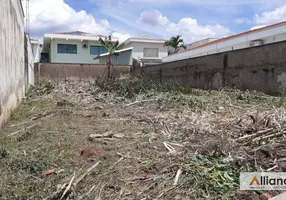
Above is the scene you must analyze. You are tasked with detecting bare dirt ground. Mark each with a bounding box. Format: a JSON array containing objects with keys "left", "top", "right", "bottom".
[{"left": 0, "top": 78, "right": 285, "bottom": 200}]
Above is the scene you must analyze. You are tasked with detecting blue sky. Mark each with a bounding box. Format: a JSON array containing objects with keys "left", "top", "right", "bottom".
[{"left": 25, "top": 0, "right": 286, "bottom": 43}]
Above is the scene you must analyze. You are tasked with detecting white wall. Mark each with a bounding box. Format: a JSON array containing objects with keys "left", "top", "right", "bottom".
[
  {"left": 0, "top": 0, "right": 25, "bottom": 126},
  {"left": 125, "top": 42, "right": 168, "bottom": 60},
  {"left": 163, "top": 24, "right": 286, "bottom": 63},
  {"left": 31, "top": 41, "right": 41, "bottom": 62},
  {"left": 187, "top": 38, "right": 217, "bottom": 49},
  {"left": 50, "top": 39, "right": 106, "bottom": 64},
  {"left": 99, "top": 50, "right": 133, "bottom": 65},
  {"left": 26, "top": 35, "right": 35, "bottom": 87}
]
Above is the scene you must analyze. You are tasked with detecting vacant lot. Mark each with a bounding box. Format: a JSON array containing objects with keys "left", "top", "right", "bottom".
[{"left": 0, "top": 78, "right": 285, "bottom": 200}]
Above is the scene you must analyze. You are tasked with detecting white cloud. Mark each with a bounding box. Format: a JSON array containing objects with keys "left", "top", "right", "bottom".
[
  {"left": 234, "top": 4, "right": 286, "bottom": 29},
  {"left": 138, "top": 10, "right": 169, "bottom": 26},
  {"left": 111, "top": 32, "right": 131, "bottom": 43},
  {"left": 235, "top": 17, "right": 252, "bottom": 24},
  {"left": 166, "top": 18, "right": 230, "bottom": 43},
  {"left": 135, "top": 10, "right": 230, "bottom": 43},
  {"left": 24, "top": 0, "right": 231, "bottom": 45},
  {"left": 23, "top": 0, "right": 112, "bottom": 38},
  {"left": 254, "top": 5, "right": 286, "bottom": 24}
]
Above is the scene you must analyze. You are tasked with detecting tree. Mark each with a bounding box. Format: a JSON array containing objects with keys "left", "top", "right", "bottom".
[
  {"left": 98, "top": 36, "right": 125, "bottom": 78},
  {"left": 164, "top": 35, "right": 187, "bottom": 55}
]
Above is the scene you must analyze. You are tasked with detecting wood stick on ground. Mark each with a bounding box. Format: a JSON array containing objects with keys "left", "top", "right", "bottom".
[
  {"left": 30, "top": 106, "right": 36, "bottom": 113},
  {"left": 163, "top": 142, "right": 176, "bottom": 154},
  {"left": 108, "top": 157, "right": 124, "bottom": 171},
  {"left": 60, "top": 172, "right": 76, "bottom": 200},
  {"left": 10, "top": 121, "right": 30, "bottom": 128},
  {"left": 173, "top": 168, "right": 182, "bottom": 186},
  {"left": 253, "top": 131, "right": 286, "bottom": 142},
  {"left": 168, "top": 142, "right": 183, "bottom": 147},
  {"left": 267, "top": 165, "right": 278, "bottom": 172},
  {"left": 44, "top": 173, "right": 75, "bottom": 200},
  {"left": 116, "top": 152, "right": 131, "bottom": 159},
  {"left": 154, "top": 185, "right": 178, "bottom": 200},
  {"left": 95, "top": 183, "right": 107, "bottom": 200},
  {"left": 89, "top": 131, "right": 114, "bottom": 139},
  {"left": 161, "top": 122, "right": 171, "bottom": 137},
  {"left": 99, "top": 157, "right": 125, "bottom": 178},
  {"left": 125, "top": 99, "right": 156, "bottom": 107},
  {"left": 235, "top": 128, "right": 273, "bottom": 141},
  {"left": 73, "top": 161, "right": 100, "bottom": 187},
  {"left": 77, "top": 184, "right": 98, "bottom": 200},
  {"left": 88, "top": 158, "right": 124, "bottom": 183},
  {"left": 137, "top": 182, "right": 158, "bottom": 197},
  {"left": 116, "top": 152, "right": 143, "bottom": 162},
  {"left": 8, "top": 124, "right": 37, "bottom": 137}
]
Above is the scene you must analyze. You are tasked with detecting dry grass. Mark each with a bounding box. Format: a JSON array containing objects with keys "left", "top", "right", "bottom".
[{"left": 0, "top": 78, "right": 285, "bottom": 200}]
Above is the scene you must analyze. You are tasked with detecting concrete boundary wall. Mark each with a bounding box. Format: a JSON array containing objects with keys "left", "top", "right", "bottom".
[
  {"left": 0, "top": 0, "right": 25, "bottom": 126},
  {"left": 36, "top": 63, "right": 131, "bottom": 80},
  {"left": 139, "top": 41, "right": 286, "bottom": 95},
  {"left": 25, "top": 34, "right": 35, "bottom": 90}
]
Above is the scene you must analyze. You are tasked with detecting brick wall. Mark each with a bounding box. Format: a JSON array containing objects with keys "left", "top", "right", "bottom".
[{"left": 36, "top": 63, "right": 131, "bottom": 80}]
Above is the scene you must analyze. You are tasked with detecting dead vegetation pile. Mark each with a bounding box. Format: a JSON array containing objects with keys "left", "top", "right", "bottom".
[{"left": 0, "top": 78, "right": 286, "bottom": 200}]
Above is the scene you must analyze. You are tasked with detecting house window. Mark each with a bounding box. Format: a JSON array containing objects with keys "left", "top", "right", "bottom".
[
  {"left": 57, "top": 44, "right": 77, "bottom": 54},
  {"left": 90, "top": 46, "right": 108, "bottom": 55},
  {"left": 143, "top": 48, "right": 159, "bottom": 57}
]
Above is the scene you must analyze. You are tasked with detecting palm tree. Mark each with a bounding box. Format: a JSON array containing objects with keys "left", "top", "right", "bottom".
[
  {"left": 164, "top": 35, "right": 187, "bottom": 55},
  {"left": 98, "top": 36, "right": 125, "bottom": 78}
]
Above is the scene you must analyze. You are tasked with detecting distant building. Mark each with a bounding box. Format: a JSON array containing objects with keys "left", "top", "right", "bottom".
[
  {"left": 30, "top": 38, "right": 42, "bottom": 62},
  {"left": 42, "top": 31, "right": 118, "bottom": 64},
  {"left": 124, "top": 35, "right": 168, "bottom": 65},
  {"left": 163, "top": 20, "right": 286, "bottom": 63},
  {"left": 42, "top": 32, "right": 168, "bottom": 66},
  {"left": 94, "top": 47, "right": 133, "bottom": 65},
  {"left": 180, "top": 38, "right": 218, "bottom": 52}
]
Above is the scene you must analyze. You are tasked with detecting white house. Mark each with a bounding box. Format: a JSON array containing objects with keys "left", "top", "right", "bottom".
[
  {"left": 95, "top": 47, "right": 134, "bottom": 65},
  {"left": 42, "top": 32, "right": 168, "bottom": 66},
  {"left": 124, "top": 35, "right": 168, "bottom": 65},
  {"left": 163, "top": 20, "right": 286, "bottom": 63},
  {"left": 42, "top": 31, "right": 119, "bottom": 64},
  {"left": 30, "top": 38, "right": 41, "bottom": 62}
]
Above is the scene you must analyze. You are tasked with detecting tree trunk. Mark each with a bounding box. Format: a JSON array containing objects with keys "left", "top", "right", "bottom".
[{"left": 107, "top": 52, "right": 112, "bottom": 78}]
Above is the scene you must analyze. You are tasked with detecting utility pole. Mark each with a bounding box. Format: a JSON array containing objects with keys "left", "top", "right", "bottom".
[{"left": 24, "top": 0, "right": 30, "bottom": 35}]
